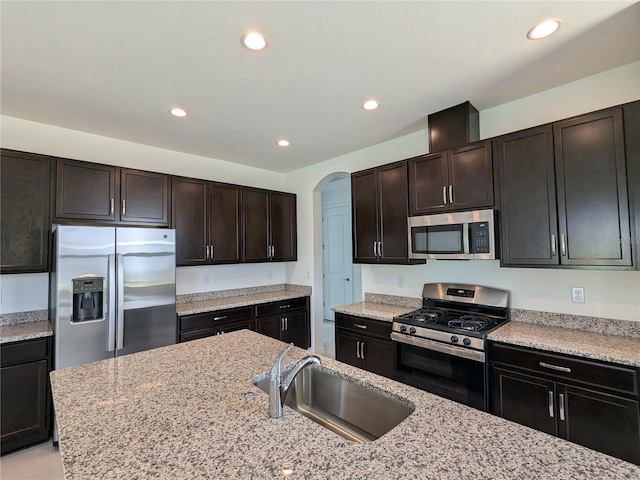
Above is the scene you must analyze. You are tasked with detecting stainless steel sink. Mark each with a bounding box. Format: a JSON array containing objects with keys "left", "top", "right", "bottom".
[{"left": 253, "top": 365, "right": 414, "bottom": 442}]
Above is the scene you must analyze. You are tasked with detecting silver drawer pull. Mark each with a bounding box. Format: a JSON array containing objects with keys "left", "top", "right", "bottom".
[
  {"left": 539, "top": 361, "right": 571, "bottom": 373},
  {"left": 354, "top": 324, "right": 368, "bottom": 330},
  {"left": 213, "top": 316, "right": 228, "bottom": 321},
  {"left": 279, "top": 305, "right": 291, "bottom": 309}
]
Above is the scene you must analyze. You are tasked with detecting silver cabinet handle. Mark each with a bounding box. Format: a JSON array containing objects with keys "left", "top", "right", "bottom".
[
  {"left": 373, "top": 241, "right": 377, "bottom": 257},
  {"left": 449, "top": 185, "right": 453, "bottom": 204},
  {"left": 548, "top": 391, "right": 554, "bottom": 418},
  {"left": 267, "top": 245, "right": 271, "bottom": 258},
  {"left": 206, "top": 245, "right": 210, "bottom": 260},
  {"left": 360, "top": 341, "right": 365, "bottom": 360},
  {"left": 378, "top": 241, "right": 382, "bottom": 258},
  {"left": 280, "top": 318, "right": 285, "bottom": 331},
  {"left": 284, "top": 317, "right": 288, "bottom": 331},
  {"left": 560, "top": 234, "right": 567, "bottom": 256},
  {"left": 122, "top": 199, "right": 126, "bottom": 216},
  {"left": 110, "top": 198, "right": 115, "bottom": 215},
  {"left": 354, "top": 323, "right": 368, "bottom": 330},
  {"left": 539, "top": 362, "right": 571, "bottom": 373},
  {"left": 356, "top": 341, "right": 361, "bottom": 359},
  {"left": 279, "top": 304, "right": 291, "bottom": 309},
  {"left": 551, "top": 234, "right": 557, "bottom": 256},
  {"left": 210, "top": 245, "right": 214, "bottom": 259},
  {"left": 559, "top": 393, "right": 565, "bottom": 421},
  {"left": 213, "top": 316, "right": 227, "bottom": 321},
  {"left": 442, "top": 186, "right": 447, "bottom": 204},
  {"left": 342, "top": 278, "right": 350, "bottom": 281}
]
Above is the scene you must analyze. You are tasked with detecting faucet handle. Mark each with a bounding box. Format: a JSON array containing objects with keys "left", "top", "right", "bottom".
[{"left": 269, "top": 342, "right": 294, "bottom": 379}]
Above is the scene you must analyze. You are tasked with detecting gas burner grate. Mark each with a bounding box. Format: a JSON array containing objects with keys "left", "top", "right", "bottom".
[{"left": 447, "top": 315, "right": 491, "bottom": 332}]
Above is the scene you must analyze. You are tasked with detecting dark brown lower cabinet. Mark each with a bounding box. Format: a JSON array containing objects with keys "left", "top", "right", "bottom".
[
  {"left": 255, "top": 297, "right": 310, "bottom": 349},
  {"left": 491, "top": 343, "right": 640, "bottom": 464},
  {"left": 178, "top": 307, "right": 254, "bottom": 342},
  {"left": 335, "top": 313, "right": 393, "bottom": 379},
  {"left": 1, "top": 337, "right": 52, "bottom": 454}
]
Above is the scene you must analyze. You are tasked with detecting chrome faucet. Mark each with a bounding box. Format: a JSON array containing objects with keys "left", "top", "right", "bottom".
[{"left": 268, "top": 343, "right": 321, "bottom": 418}]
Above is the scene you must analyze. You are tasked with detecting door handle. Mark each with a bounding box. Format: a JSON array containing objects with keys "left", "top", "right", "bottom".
[
  {"left": 548, "top": 391, "right": 554, "bottom": 418},
  {"left": 210, "top": 245, "right": 214, "bottom": 259},
  {"left": 342, "top": 278, "right": 350, "bottom": 281},
  {"left": 122, "top": 199, "right": 126, "bottom": 216},
  {"left": 551, "top": 235, "right": 557, "bottom": 256},
  {"left": 356, "top": 341, "right": 361, "bottom": 359},
  {"left": 107, "top": 254, "right": 116, "bottom": 352},
  {"left": 449, "top": 185, "right": 453, "bottom": 204},
  {"left": 559, "top": 393, "right": 565, "bottom": 421},
  {"left": 110, "top": 198, "right": 115, "bottom": 215},
  {"left": 373, "top": 241, "right": 377, "bottom": 257},
  {"left": 116, "top": 253, "right": 125, "bottom": 351},
  {"left": 360, "top": 341, "right": 365, "bottom": 360},
  {"left": 284, "top": 317, "right": 288, "bottom": 331},
  {"left": 206, "top": 245, "right": 210, "bottom": 260},
  {"left": 561, "top": 234, "right": 567, "bottom": 256},
  {"left": 442, "top": 186, "right": 447, "bottom": 205}
]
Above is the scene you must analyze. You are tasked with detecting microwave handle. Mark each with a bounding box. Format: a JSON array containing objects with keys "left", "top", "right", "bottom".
[{"left": 463, "top": 223, "right": 471, "bottom": 255}]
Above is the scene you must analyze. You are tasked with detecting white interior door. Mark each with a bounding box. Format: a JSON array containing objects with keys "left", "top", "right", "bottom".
[{"left": 322, "top": 204, "right": 353, "bottom": 321}]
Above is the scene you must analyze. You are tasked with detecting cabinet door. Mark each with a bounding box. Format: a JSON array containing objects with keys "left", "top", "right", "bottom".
[
  {"left": 120, "top": 169, "right": 170, "bottom": 225},
  {"left": 495, "top": 126, "right": 559, "bottom": 266},
  {"left": 209, "top": 182, "right": 242, "bottom": 264},
  {"left": 1, "top": 360, "right": 49, "bottom": 454},
  {"left": 448, "top": 140, "right": 494, "bottom": 210},
  {"left": 256, "top": 315, "right": 283, "bottom": 342},
  {"left": 408, "top": 152, "right": 449, "bottom": 215},
  {"left": 242, "top": 187, "right": 270, "bottom": 262},
  {"left": 377, "top": 162, "right": 410, "bottom": 263},
  {"left": 55, "top": 158, "right": 117, "bottom": 221},
  {"left": 554, "top": 107, "right": 632, "bottom": 266},
  {"left": 351, "top": 169, "right": 379, "bottom": 263},
  {"left": 0, "top": 150, "right": 51, "bottom": 273},
  {"left": 362, "top": 337, "right": 393, "bottom": 379},
  {"left": 558, "top": 383, "right": 640, "bottom": 464},
  {"left": 335, "top": 330, "right": 362, "bottom": 369},
  {"left": 492, "top": 368, "right": 558, "bottom": 436},
  {"left": 283, "top": 310, "right": 310, "bottom": 349},
  {"left": 271, "top": 191, "right": 297, "bottom": 261},
  {"left": 172, "top": 177, "right": 208, "bottom": 265}
]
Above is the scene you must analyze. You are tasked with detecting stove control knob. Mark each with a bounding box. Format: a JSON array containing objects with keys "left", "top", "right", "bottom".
[
  {"left": 450, "top": 335, "right": 459, "bottom": 343},
  {"left": 400, "top": 325, "right": 407, "bottom": 333},
  {"left": 409, "top": 327, "right": 416, "bottom": 334},
  {"left": 463, "top": 338, "right": 471, "bottom": 346}
]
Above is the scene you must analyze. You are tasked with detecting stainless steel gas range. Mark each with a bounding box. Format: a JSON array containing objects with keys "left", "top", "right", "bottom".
[{"left": 391, "top": 283, "right": 510, "bottom": 411}]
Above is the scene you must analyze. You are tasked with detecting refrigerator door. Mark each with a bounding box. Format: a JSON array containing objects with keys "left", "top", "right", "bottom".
[
  {"left": 115, "top": 228, "right": 176, "bottom": 356},
  {"left": 52, "top": 225, "right": 116, "bottom": 370}
]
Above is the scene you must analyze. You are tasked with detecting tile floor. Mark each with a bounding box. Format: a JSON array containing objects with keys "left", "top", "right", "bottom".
[
  {"left": 0, "top": 441, "right": 64, "bottom": 480},
  {"left": 1, "top": 322, "right": 337, "bottom": 478}
]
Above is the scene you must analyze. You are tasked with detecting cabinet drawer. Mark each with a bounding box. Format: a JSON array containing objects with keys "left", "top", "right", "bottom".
[
  {"left": 492, "top": 343, "right": 639, "bottom": 396},
  {"left": 179, "top": 307, "right": 252, "bottom": 332},
  {"left": 255, "top": 297, "right": 308, "bottom": 317},
  {"left": 335, "top": 313, "right": 392, "bottom": 340},
  {"left": 0, "top": 338, "right": 50, "bottom": 367}
]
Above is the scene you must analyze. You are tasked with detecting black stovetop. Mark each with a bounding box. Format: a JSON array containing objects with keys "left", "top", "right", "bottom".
[{"left": 394, "top": 306, "right": 508, "bottom": 337}]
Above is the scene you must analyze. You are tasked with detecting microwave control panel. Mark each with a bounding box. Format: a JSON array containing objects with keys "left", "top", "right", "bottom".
[{"left": 470, "top": 222, "right": 490, "bottom": 254}]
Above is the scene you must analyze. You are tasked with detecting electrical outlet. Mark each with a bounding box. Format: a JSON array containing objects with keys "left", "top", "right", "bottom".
[
  {"left": 398, "top": 276, "right": 405, "bottom": 288},
  {"left": 268, "top": 270, "right": 273, "bottom": 280},
  {"left": 202, "top": 274, "right": 210, "bottom": 285},
  {"left": 571, "top": 286, "right": 585, "bottom": 304}
]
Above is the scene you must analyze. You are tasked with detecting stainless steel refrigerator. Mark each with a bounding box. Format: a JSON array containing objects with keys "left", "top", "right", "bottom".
[{"left": 51, "top": 225, "right": 176, "bottom": 370}]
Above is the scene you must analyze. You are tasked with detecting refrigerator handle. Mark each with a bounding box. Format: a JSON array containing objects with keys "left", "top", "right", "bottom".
[
  {"left": 107, "top": 254, "right": 117, "bottom": 352},
  {"left": 116, "top": 253, "right": 125, "bottom": 350}
]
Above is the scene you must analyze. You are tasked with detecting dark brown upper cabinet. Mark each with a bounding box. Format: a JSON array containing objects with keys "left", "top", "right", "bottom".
[
  {"left": 352, "top": 161, "right": 416, "bottom": 264},
  {"left": 172, "top": 177, "right": 241, "bottom": 266},
  {"left": 497, "top": 106, "right": 633, "bottom": 268},
  {"left": 428, "top": 101, "right": 480, "bottom": 153},
  {"left": 409, "top": 140, "right": 494, "bottom": 215},
  {"left": 0, "top": 149, "right": 52, "bottom": 273},
  {"left": 55, "top": 158, "right": 170, "bottom": 226},
  {"left": 554, "top": 107, "right": 631, "bottom": 267},
  {"left": 242, "top": 187, "right": 297, "bottom": 262}
]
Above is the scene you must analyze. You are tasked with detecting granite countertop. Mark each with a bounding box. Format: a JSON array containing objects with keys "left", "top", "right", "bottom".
[
  {"left": 489, "top": 321, "right": 640, "bottom": 367},
  {"left": 177, "top": 285, "right": 311, "bottom": 316},
  {"left": 0, "top": 310, "right": 52, "bottom": 344},
  {"left": 50, "top": 330, "right": 640, "bottom": 479},
  {"left": 332, "top": 293, "right": 421, "bottom": 322}
]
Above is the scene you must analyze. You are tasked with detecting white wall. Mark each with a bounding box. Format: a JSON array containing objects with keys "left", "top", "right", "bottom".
[{"left": 286, "top": 61, "right": 640, "bottom": 346}]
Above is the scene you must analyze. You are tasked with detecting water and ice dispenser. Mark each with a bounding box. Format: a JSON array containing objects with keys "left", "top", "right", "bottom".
[{"left": 72, "top": 277, "right": 104, "bottom": 322}]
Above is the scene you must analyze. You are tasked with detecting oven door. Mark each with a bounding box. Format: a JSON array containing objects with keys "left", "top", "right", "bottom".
[{"left": 391, "top": 333, "right": 487, "bottom": 410}]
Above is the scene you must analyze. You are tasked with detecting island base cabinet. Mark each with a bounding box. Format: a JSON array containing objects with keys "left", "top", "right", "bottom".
[
  {"left": 255, "top": 297, "right": 310, "bottom": 349},
  {"left": 1, "top": 338, "right": 52, "bottom": 455}
]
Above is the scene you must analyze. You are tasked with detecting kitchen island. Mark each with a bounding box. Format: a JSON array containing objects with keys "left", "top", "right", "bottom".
[{"left": 50, "top": 330, "right": 640, "bottom": 479}]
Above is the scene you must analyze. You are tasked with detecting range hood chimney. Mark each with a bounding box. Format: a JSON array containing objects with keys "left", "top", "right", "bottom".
[{"left": 427, "top": 101, "right": 479, "bottom": 153}]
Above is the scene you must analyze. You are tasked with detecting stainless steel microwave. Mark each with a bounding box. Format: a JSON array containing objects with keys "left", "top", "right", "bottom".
[{"left": 408, "top": 209, "right": 497, "bottom": 260}]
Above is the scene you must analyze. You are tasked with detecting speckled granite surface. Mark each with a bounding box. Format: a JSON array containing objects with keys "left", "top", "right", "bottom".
[
  {"left": 50, "top": 330, "right": 640, "bottom": 479},
  {"left": 512, "top": 308, "right": 640, "bottom": 337},
  {"left": 332, "top": 302, "right": 416, "bottom": 322},
  {"left": 0, "top": 310, "right": 52, "bottom": 344},
  {"left": 489, "top": 321, "right": 640, "bottom": 367},
  {"left": 177, "top": 284, "right": 312, "bottom": 316},
  {"left": 363, "top": 292, "right": 422, "bottom": 309}
]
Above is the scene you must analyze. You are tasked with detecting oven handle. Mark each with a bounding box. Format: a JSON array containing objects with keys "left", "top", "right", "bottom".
[{"left": 391, "top": 332, "right": 485, "bottom": 363}]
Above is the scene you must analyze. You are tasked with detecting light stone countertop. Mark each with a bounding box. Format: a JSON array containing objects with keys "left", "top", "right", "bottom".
[
  {"left": 177, "top": 290, "right": 310, "bottom": 317},
  {"left": 50, "top": 330, "right": 640, "bottom": 479},
  {"left": 331, "top": 302, "right": 417, "bottom": 322},
  {"left": 488, "top": 320, "right": 640, "bottom": 367},
  {"left": 0, "top": 310, "right": 52, "bottom": 344}
]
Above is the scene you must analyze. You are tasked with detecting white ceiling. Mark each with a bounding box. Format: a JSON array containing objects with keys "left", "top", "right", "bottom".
[{"left": 2, "top": 1, "right": 639, "bottom": 173}]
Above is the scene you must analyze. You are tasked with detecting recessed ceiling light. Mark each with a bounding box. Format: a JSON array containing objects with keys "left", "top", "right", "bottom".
[
  {"left": 277, "top": 139, "right": 290, "bottom": 147},
  {"left": 362, "top": 99, "right": 380, "bottom": 111},
  {"left": 169, "top": 107, "right": 188, "bottom": 118},
  {"left": 527, "top": 19, "right": 561, "bottom": 40},
  {"left": 242, "top": 31, "right": 268, "bottom": 51}
]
